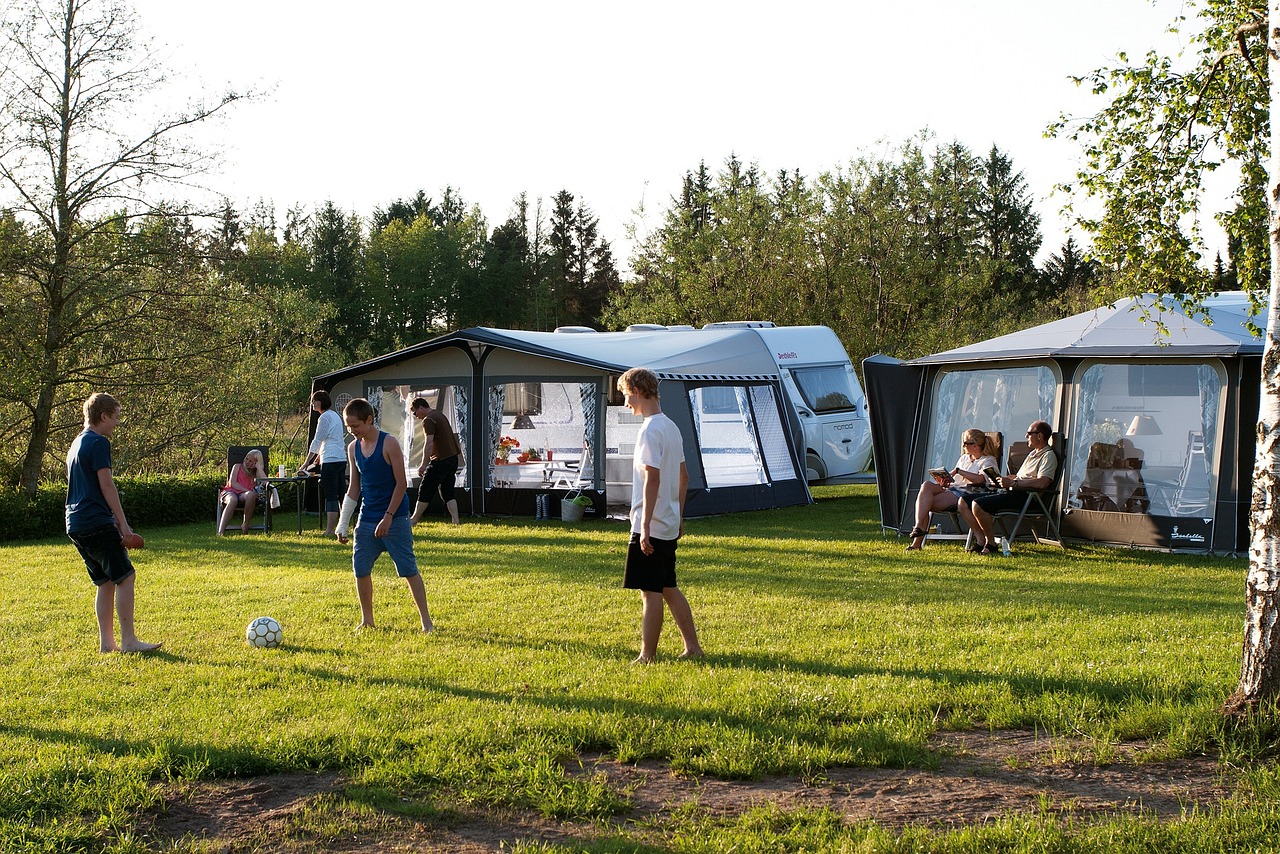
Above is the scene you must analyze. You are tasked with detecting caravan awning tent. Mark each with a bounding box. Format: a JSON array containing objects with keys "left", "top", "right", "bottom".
[
  {"left": 312, "top": 327, "right": 811, "bottom": 518},
  {"left": 866, "top": 294, "right": 1264, "bottom": 554}
]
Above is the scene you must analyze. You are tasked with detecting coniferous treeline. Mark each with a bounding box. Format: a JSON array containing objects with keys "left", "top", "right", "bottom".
[
  {"left": 610, "top": 140, "right": 1111, "bottom": 367},
  {"left": 216, "top": 187, "right": 622, "bottom": 362}
]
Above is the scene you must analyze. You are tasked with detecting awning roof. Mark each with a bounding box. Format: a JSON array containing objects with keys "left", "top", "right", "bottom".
[
  {"left": 315, "top": 326, "right": 783, "bottom": 384},
  {"left": 911, "top": 293, "right": 1266, "bottom": 365}
]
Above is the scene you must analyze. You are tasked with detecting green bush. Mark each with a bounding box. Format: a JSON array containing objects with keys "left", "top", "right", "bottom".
[
  {"left": 0, "top": 473, "right": 222, "bottom": 541},
  {"left": 0, "top": 484, "right": 64, "bottom": 541}
]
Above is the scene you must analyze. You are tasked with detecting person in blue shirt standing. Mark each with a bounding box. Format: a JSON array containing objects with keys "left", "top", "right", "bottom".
[
  {"left": 335, "top": 397, "right": 434, "bottom": 633},
  {"left": 65, "top": 393, "right": 162, "bottom": 654}
]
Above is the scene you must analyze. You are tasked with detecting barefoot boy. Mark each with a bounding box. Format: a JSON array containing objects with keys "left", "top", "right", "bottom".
[
  {"left": 65, "top": 393, "right": 162, "bottom": 654},
  {"left": 618, "top": 368, "right": 703, "bottom": 663},
  {"left": 335, "top": 398, "right": 434, "bottom": 632}
]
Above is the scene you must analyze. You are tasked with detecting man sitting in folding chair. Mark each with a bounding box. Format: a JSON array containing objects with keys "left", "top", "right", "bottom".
[{"left": 956, "top": 420, "right": 1058, "bottom": 556}]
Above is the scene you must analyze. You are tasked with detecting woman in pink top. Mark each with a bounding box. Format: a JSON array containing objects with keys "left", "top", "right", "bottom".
[{"left": 217, "top": 449, "right": 266, "bottom": 535}]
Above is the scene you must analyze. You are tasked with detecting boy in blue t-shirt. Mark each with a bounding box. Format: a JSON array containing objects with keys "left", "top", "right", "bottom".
[{"left": 66, "top": 393, "right": 162, "bottom": 654}]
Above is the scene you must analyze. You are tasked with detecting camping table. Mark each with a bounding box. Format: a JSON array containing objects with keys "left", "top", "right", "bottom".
[
  {"left": 490, "top": 461, "right": 555, "bottom": 515},
  {"left": 262, "top": 475, "right": 311, "bottom": 535},
  {"left": 492, "top": 460, "right": 553, "bottom": 485}
]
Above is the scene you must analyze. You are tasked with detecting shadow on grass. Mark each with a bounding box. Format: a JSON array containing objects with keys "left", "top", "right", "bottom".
[
  {"left": 0, "top": 721, "right": 294, "bottom": 779},
  {"left": 234, "top": 631, "right": 1171, "bottom": 747},
  {"left": 92, "top": 502, "right": 1244, "bottom": 645}
]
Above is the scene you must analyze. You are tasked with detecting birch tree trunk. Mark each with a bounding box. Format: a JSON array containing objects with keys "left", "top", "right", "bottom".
[{"left": 1227, "top": 0, "right": 1280, "bottom": 713}]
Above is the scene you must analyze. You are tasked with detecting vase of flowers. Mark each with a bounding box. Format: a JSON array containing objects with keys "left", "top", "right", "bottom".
[{"left": 497, "top": 435, "right": 519, "bottom": 463}]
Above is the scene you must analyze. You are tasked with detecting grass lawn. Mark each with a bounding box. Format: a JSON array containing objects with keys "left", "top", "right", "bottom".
[{"left": 3, "top": 484, "right": 1279, "bottom": 852}]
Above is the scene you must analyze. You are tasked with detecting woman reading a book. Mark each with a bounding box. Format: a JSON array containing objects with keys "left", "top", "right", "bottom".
[{"left": 906, "top": 428, "right": 998, "bottom": 551}]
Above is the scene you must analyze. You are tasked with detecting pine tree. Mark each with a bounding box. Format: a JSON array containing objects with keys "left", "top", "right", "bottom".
[
  {"left": 308, "top": 202, "right": 366, "bottom": 355},
  {"left": 978, "top": 144, "right": 1042, "bottom": 298}
]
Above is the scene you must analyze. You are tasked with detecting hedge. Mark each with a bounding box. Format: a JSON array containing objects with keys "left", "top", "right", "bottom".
[{"left": 0, "top": 473, "right": 223, "bottom": 542}]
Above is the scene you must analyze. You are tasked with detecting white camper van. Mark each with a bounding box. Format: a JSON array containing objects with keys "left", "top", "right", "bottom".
[{"left": 702, "top": 323, "right": 873, "bottom": 482}]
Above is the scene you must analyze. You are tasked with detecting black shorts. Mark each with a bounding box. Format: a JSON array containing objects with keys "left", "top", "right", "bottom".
[
  {"left": 419, "top": 454, "right": 459, "bottom": 503},
  {"left": 623, "top": 533, "right": 678, "bottom": 593},
  {"left": 319, "top": 462, "right": 347, "bottom": 512},
  {"left": 972, "top": 490, "right": 1027, "bottom": 515},
  {"left": 69, "top": 524, "right": 135, "bottom": 587}
]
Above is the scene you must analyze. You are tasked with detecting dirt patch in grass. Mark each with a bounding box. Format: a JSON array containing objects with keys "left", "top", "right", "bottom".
[
  {"left": 140, "top": 730, "right": 1229, "bottom": 851},
  {"left": 571, "top": 729, "right": 1227, "bottom": 831}
]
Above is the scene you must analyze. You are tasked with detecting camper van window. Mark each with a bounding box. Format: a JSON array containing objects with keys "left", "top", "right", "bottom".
[
  {"left": 698, "top": 386, "right": 740, "bottom": 415},
  {"left": 502, "top": 382, "right": 542, "bottom": 416},
  {"left": 790, "top": 366, "right": 856, "bottom": 413},
  {"left": 689, "top": 385, "right": 772, "bottom": 488}
]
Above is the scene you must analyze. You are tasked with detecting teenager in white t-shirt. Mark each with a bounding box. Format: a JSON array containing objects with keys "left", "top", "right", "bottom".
[{"left": 618, "top": 367, "right": 704, "bottom": 664}]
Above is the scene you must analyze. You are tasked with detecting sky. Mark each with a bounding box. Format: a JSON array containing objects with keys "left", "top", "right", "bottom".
[{"left": 129, "top": 0, "right": 1206, "bottom": 270}]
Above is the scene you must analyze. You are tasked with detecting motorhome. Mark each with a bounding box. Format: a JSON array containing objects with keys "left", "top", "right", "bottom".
[{"left": 702, "top": 323, "right": 873, "bottom": 482}]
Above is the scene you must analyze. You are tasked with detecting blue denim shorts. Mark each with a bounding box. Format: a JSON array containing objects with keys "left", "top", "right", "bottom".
[
  {"left": 69, "top": 524, "right": 135, "bottom": 586},
  {"left": 352, "top": 515, "right": 419, "bottom": 579}
]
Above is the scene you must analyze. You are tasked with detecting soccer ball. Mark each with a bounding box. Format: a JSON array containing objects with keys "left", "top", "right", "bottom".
[{"left": 246, "top": 616, "right": 282, "bottom": 648}]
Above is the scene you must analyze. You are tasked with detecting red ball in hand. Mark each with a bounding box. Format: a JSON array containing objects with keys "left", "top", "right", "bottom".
[{"left": 122, "top": 532, "right": 145, "bottom": 550}]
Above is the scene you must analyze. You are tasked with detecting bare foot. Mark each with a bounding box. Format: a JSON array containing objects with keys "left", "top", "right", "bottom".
[
  {"left": 631, "top": 655, "right": 655, "bottom": 665},
  {"left": 121, "top": 640, "right": 162, "bottom": 653},
  {"left": 99, "top": 644, "right": 119, "bottom": 654},
  {"left": 678, "top": 649, "right": 705, "bottom": 660},
  {"left": 241, "top": 524, "right": 250, "bottom": 534},
  {"left": 354, "top": 622, "right": 375, "bottom": 633},
  {"left": 421, "top": 621, "right": 435, "bottom": 633}
]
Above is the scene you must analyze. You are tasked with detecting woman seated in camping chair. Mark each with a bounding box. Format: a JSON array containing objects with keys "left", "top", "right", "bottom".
[
  {"left": 217, "top": 448, "right": 267, "bottom": 536},
  {"left": 905, "top": 428, "right": 998, "bottom": 551}
]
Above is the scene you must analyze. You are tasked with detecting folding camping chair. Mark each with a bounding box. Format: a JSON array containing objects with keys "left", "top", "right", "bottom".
[
  {"left": 215, "top": 445, "right": 273, "bottom": 534},
  {"left": 1170, "top": 430, "right": 1211, "bottom": 516},
  {"left": 545, "top": 445, "right": 596, "bottom": 520},
  {"left": 985, "top": 432, "right": 1066, "bottom": 554},
  {"left": 546, "top": 444, "right": 594, "bottom": 490}
]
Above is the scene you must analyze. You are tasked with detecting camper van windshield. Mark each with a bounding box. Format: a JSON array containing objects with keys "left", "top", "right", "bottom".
[{"left": 791, "top": 366, "right": 856, "bottom": 413}]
